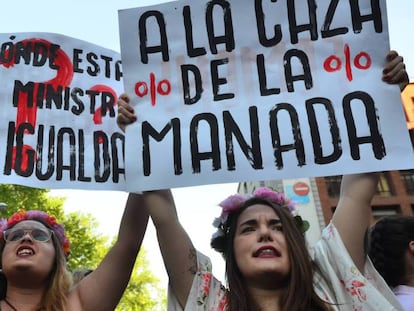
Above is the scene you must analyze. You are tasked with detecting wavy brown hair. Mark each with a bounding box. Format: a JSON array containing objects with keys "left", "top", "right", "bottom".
[
  {"left": 211, "top": 197, "right": 332, "bottom": 311},
  {"left": 0, "top": 221, "right": 73, "bottom": 311}
]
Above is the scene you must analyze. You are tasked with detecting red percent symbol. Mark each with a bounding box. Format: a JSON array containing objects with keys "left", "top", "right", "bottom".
[
  {"left": 323, "top": 44, "right": 371, "bottom": 82},
  {"left": 134, "top": 72, "right": 171, "bottom": 106}
]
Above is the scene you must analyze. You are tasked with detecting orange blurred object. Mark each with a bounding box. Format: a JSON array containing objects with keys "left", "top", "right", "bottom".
[{"left": 402, "top": 82, "right": 414, "bottom": 129}]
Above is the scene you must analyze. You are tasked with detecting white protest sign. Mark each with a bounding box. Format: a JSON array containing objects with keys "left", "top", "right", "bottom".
[
  {"left": 119, "top": 0, "right": 414, "bottom": 192},
  {"left": 0, "top": 32, "right": 126, "bottom": 190}
]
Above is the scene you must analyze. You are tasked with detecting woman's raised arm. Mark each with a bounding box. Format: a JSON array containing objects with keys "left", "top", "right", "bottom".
[
  {"left": 144, "top": 190, "right": 197, "bottom": 308},
  {"left": 333, "top": 50, "right": 409, "bottom": 273},
  {"left": 116, "top": 94, "right": 197, "bottom": 308},
  {"left": 70, "top": 193, "right": 149, "bottom": 311}
]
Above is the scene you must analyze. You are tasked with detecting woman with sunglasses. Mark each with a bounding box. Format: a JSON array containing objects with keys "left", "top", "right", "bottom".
[
  {"left": 117, "top": 51, "right": 409, "bottom": 311},
  {"left": 0, "top": 194, "right": 149, "bottom": 311}
]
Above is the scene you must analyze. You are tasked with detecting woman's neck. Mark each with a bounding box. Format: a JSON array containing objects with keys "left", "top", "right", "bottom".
[
  {"left": 404, "top": 252, "right": 414, "bottom": 287},
  {"left": 247, "top": 285, "right": 282, "bottom": 311},
  {"left": 3, "top": 286, "right": 44, "bottom": 311},
  {"left": 404, "top": 271, "right": 414, "bottom": 287}
]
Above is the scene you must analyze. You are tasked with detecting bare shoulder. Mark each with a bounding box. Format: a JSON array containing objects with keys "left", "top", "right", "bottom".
[{"left": 66, "top": 287, "right": 83, "bottom": 311}]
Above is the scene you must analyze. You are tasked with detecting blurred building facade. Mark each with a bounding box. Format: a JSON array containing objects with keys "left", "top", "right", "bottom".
[{"left": 316, "top": 171, "right": 414, "bottom": 222}]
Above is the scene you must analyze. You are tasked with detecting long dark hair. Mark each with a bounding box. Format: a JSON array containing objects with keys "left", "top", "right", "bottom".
[
  {"left": 211, "top": 197, "right": 331, "bottom": 311},
  {"left": 369, "top": 215, "right": 414, "bottom": 287}
]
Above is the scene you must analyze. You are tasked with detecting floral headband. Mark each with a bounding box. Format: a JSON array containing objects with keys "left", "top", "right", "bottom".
[
  {"left": 212, "top": 187, "right": 309, "bottom": 239},
  {"left": 0, "top": 210, "right": 70, "bottom": 256}
]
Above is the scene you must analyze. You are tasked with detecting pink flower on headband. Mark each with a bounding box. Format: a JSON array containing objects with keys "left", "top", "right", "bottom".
[
  {"left": 0, "top": 210, "right": 70, "bottom": 256},
  {"left": 219, "top": 194, "right": 249, "bottom": 217},
  {"left": 213, "top": 187, "right": 306, "bottom": 239},
  {"left": 252, "top": 187, "right": 296, "bottom": 213}
]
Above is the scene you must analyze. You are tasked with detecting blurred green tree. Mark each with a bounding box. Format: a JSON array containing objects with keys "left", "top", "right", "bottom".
[{"left": 116, "top": 248, "right": 167, "bottom": 311}]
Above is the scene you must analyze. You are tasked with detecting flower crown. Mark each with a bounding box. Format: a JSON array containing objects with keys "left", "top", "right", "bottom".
[
  {"left": 0, "top": 210, "right": 70, "bottom": 256},
  {"left": 212, "top": 187, "right": 309, "bottom": 239}
]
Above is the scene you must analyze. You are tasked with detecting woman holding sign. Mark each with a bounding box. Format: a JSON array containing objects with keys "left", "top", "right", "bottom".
[
  {"left": 0, "top": 194, "right": 148, "bottom": 311},
  {"left": 117, "top": 50, "right": 408, "bottom": 311}
]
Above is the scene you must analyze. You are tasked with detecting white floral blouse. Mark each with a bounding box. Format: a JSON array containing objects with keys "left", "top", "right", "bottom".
[{"left": 167, "top": 222, "right": 403, "bottom": 311}]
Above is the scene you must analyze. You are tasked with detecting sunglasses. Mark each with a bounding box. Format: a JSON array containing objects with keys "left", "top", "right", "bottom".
[{"left": 3, "top": 228, "right": 53, "bottom": 243}]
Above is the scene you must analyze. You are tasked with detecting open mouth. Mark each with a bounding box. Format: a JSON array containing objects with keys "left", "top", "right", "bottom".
[
  {"left": 17, "top": 246, "right": 35, "bottom": 256},
  {"left": 253, "top": 246, "right": 281, "bottom": 257}
]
